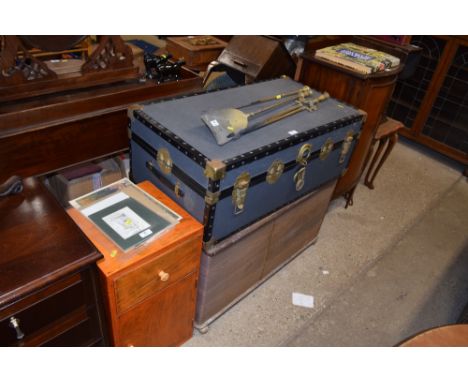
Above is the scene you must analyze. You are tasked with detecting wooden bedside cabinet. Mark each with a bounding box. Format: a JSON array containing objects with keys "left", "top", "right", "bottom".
[
  {"left": 67, "top": 181, "right": 203, "bottom": 346},
  {"left": 0, "top": 178, "right": 107, "bottom": 347}
]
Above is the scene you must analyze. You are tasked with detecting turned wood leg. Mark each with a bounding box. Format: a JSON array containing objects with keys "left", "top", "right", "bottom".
[
  {"left": 368, "top": 132, "right": 399, "bottom": 189},
  {"left": 362, "top": 139, "right": 377, "bottom": 181},
  {"left": 365, "top": 137, "right": 388, "bottom": 190},
  {"left": 344, "top": 185, "right": 357, "bottom": 209}
]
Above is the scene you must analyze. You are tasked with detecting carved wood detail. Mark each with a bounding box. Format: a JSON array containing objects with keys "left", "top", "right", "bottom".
[
  {"left": 81, "top": 36, "right": 134, "bottom": 74},
  {"left": 0, "top": 35, "right": 139, "bottom": 103},
  {"left": 0, "top": 36, "right": 57, "bottom": 86}
]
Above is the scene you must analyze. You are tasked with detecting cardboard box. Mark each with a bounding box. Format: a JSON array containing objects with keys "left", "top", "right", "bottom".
[{"left": 48, "top": 158, "right": 123, "bottom": 206}]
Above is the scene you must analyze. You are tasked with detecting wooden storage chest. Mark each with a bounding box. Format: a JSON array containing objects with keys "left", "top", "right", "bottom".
[
  {"left": 166, "top": 36, "right": 227, "bottom": 71},
  {"left": 195, "top": 179, "right": 336, "bottom": 332}
]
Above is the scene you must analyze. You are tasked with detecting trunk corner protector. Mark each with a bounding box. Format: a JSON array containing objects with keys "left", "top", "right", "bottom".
[{"left": 204, "top": 160, "right": 226, "bottom": 181}]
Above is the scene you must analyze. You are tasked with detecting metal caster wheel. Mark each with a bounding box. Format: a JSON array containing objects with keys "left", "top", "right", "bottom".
[{"left": 197, "top": 325, "right": 209, "bottom": 334}]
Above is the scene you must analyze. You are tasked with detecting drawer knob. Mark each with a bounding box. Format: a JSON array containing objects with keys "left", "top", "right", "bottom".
[
  {"left": 9, "top": 316, "right": 25, "bottom": 340},
  {"left": 158, "top": 270, "right": 170, "bottom": 282}
]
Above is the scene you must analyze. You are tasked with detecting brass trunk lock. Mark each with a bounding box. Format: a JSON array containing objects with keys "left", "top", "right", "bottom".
[
  {"left": 320, "top": 138, "right": 334, "bottom": 161},
  {"left": 339, "top": 130, "right": 354, "bottom": 164},
  {"left": 266, "top": 159, "right": 285, "bottom": 184},
  {"left": 296, "top": 143, "right": 312, "bottom": 166},
  {"left": 293, "top": 167, "right": 306, "bottom": 191},
  {"left": 174, "top": 181, "right": 183, "bottom": 198},
  {"left": 157, "top": 147, "right": 173, "bottom": 174},
  {"left": 232, "top": 172, "right": 251, "bottom": 214}
]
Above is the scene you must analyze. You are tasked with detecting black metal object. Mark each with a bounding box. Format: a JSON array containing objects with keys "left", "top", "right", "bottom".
[{"left": 144, "top": 52, "right": 186, "bottom": 83}]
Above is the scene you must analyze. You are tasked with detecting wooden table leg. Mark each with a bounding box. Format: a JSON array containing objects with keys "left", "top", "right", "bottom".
[
  {"left": 362, "top": 138, "right": 377, "bottom": 182},
  {"left": 366, "top": 132, "right": 399, "bottom": 190},
  {"left": 344, "top": 185, "right": 357, "bottom": 209},
  {"left": 365, "top": 136, "right": 388, "bottom": 190}
]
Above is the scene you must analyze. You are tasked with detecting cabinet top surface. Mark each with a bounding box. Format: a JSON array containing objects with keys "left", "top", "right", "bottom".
[
  {"left": 166, "top": 36, "right": 227, "bottom": 51},
  {"left": 301, "top": 52, "right": 403, "bottom": 80},
  {"left": 67, "top": 181, "right": 204, "bottom": 276},
  {"left": 0, "top": 178, "right": 101, "bottom": 306}
]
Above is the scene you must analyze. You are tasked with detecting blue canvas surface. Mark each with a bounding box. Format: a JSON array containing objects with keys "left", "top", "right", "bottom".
[
  {"left": 131, "top": 78, "right": 363, "bottom": 243},
  {"left": 140, "top": 77, "right": 361, "bottom": 162}
]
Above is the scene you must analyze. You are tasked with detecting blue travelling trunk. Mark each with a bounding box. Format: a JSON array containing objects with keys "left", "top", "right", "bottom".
[{"left": 131, "top": 78, "right": 365, "bottom": 247}]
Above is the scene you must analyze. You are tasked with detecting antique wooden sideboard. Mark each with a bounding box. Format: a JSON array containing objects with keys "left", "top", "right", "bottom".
[{"left": 0, "top": 74, "right": 202, "bottom": 185}]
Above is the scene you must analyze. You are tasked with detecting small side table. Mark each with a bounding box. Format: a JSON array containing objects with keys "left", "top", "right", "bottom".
[
  {"left": 364, "top": 117, "right": 404, "bottom": 190},
  {"left": 398, "top": 324, "right": 468, "bottom": 346}
]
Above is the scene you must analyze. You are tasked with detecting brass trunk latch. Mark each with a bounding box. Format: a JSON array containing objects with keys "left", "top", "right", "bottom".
[
  {"left": 174, "top": 181, "right": 183, "bottom": 198},
  {"left": 232, "top": 172, "right": 251, "bottom": 214},
  {"left": 296, "top": 143, "right": 312, "bottom": 166},
  {"left": 293, "top": 143, "right": 313, "bottom": 192},
  {"left": 320, "top": 138, "right": 334, "bottom": 161},
  {"left": 157, "top": 147, "right": 173, "bottom": 174},
  {"left": 266, "top": 159, "right": 285, "bottom": 184},
  {"left": 339, "top": 130, "right": 354, "bottom": 164},
  {"left": 293, "top": 167, "right": 306, "bottom": 191}
]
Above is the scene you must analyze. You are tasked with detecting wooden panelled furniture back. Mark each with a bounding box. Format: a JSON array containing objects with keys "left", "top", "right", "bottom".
[
  {"left": 0, "top": 70, "right": 202, "bottom": 184},
  {"left": 67, "top": 181, "right": 203, "bottom": 346},
  {"left": 0, "top": 178, "right": 107, "bottom": 346}
]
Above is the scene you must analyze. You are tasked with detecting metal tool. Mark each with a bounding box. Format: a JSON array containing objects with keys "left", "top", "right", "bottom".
[
  {"left": 236, "top": 86, "right": 312, "bottom": 109},
  {"left": 239, "top": 92, "right": 331, "bottom": 137},
  {"left": 202, "top": 87, "right": 313, "bottom": 145},
  {"left": 204, "top": 92, "right": 330, "bottom": 145}
]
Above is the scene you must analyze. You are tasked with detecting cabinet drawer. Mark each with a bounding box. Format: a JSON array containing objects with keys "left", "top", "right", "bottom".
[
  {"left": 118, "top": 272, "right": 197, "bottom": 346},
  {"left": 114, "top": 235, "right": 201, "bottom": 314},
  {"left": 0, "top": 273, "right": 86, "bottom": 346}
]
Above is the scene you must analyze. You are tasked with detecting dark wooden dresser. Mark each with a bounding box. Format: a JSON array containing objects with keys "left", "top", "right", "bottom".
[{"left": 0, "top": 178, "right": 107, "bottom": 346}]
